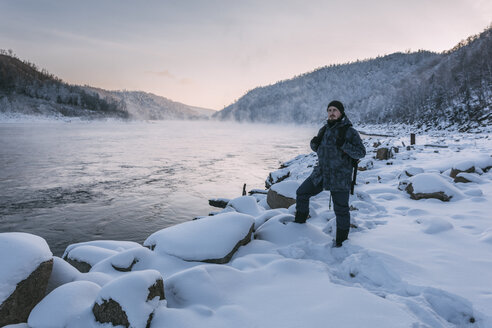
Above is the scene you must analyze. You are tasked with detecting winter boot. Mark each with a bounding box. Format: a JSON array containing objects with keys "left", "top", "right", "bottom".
[
  {"left": 333, "top": 228, "right": 349, "bottom": 247},
  {"left": 294, "top": 211, "right": 309, "bottom": 224}
]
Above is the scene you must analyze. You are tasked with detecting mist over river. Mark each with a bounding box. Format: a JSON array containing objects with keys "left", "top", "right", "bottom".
[{"left": 0, "top": 120, "right": 314, "bottom": 255}]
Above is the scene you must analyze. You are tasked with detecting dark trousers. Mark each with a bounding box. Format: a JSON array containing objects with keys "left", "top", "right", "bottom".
[{"left": 296, "top": 177, "right": 350, "bottom": 230}]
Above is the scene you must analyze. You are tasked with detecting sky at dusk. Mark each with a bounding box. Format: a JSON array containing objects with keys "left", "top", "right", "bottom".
[{"left": 0, "top": 0, "right": 490, "bottom": 110}]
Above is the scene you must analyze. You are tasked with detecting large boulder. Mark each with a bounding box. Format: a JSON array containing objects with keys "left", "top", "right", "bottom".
[
  {"left": 267, "top": 180, "right": 300, "bottom": 209},
  {"left": 0, "top": 233, "right": 53, "bottom": 327},
  {"left": 28, "top": 281, "right": 101, "bottom": 327},
  {"left": 405, "top": 173, "right": 463, "bottom": 202},
  {"left": 93, "top": 270, "right": 165, "bottom": 328},
  {"left": 144, "top": 212, "right": 255, "bottom": 264}
]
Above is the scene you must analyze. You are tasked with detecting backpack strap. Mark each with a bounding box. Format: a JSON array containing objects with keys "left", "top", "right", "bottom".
[{"left": 338, "top": 124, "right": 360, "bottom": 195}]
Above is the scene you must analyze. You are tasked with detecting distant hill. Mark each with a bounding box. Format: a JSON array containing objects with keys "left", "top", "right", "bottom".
[
  {"left": 213, "top": 26, "right": 491, "bottom": 130},
  {"left": 86, "top": 88, "right": 215, "bottom": 120},
  {"left": 0, "top": 52, "right": 214, "bottom": 120}
]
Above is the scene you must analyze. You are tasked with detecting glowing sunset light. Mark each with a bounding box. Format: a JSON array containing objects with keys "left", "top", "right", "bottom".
[{"left": 0, "top": 0, "right": 490, "bottom": 110}]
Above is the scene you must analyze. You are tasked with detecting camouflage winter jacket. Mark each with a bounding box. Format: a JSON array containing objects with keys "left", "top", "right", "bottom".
[{"left": 309, "top": 115, "right": 366, "bottom": 191}]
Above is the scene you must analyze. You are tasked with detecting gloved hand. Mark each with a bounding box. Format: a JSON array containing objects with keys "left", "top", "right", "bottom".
[
  {"left": 311, "top": 136, "right": 321, "bottom": 145},
  {"left": 310, "top": 136, "right": 321, "bottom": 151}
]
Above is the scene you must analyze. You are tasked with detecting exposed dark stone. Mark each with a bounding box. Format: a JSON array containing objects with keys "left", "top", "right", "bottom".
[
  {"left": 112, "top": 259, "right": 138, "bottom": 272},
  {"left": 376, "top": 147, "right": 390, "bottom": 160},
  {"left": 0, "top": 259, "right": 53, "bottom": 327},
  {"left": 265, "top": 171, "right": 290, "bottom": 189},
  {"left": 64, "top": 257, "right": 92, "bottom": 273},
  {"left": 405, "top": 183, "right": 452, "bottom": 202},
  {"left": 146, "top": 312, "right": 155, "bottom": 328},
  {"left": 450, "top": 166, "right": 475, "bottom": 178},
  {"left": 208, "top": 198, "right": 229, "bottom": 208},
  {"left": 454, "top": 175, "right": 472, "bottom": 183},
  {"left": 201, "top": 223, "right": 254, "bottom": 264},
  {"left": 404, "top": 169, "right": 423, "bottom": 177},
  {"left": 266, "top": 188, "right": 296, "bottom": 209},
  {"left": 147, "top": 278, "right": 165, "bottom": 301},
  {"left": 93, "top": 278, "right": 164, "bottom": 328},
  {"left": 398, "top": 181, "right": 409, "bottom": 191},
  {"left": 248, "top": 189, "right": 268, "bottom": 195},
  {"left": 93, "top": 299, "right": 130, "bottom": 328}
]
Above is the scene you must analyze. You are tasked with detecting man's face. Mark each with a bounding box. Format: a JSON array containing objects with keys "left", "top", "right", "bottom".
[{"left": 327, "top": 106, "right": 342, "bottom": 121}]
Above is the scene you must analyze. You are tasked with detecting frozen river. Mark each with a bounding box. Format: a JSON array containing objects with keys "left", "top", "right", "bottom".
[{"left": 0, "top": 119, "right": 314, "bottom": 255}]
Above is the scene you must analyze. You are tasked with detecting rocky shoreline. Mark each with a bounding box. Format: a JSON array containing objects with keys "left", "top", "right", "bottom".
[{"left": 1, "top": 126, "right": 492, "bottom": 327}]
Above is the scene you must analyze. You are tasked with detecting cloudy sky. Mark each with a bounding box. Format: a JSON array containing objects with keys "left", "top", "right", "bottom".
[{"left": 0, "top": 0, "right": 490, "bottom": 110}]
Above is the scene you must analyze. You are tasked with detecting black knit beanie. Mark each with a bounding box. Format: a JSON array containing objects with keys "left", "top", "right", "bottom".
[{"left": 327, "top": 100, "right": 345, "bottom": 116}]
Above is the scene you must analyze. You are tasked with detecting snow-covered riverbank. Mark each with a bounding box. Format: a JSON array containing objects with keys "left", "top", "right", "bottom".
[{"left": 1, "top": 125, "right": 492, "bottom": 327}]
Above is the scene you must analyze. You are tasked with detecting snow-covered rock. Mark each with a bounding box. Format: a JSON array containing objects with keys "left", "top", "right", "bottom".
[
  {"left": 62, "top": 240, "right": 142, "bottom": 273},
  {"left": 358, "top": 158, "right": 374, "bottom": 171},
  {"left": 405, "top": 173, "right": 464, "bottom": 201},
  {"left": 403, "top": 167, "right": 425, "bottom": 177},
  {"left": 0, "top": 233, "right": 53, "bottom": 327},
  {"left": 267, "top": 180, "right": 300, "bottom": 209},
  {"left": 225, "top": 196, "right": 264, "bottom": 216},
  {"left": 253, "top": 209, "right": 288, "bottom": 230},
  {"left": 93, "top": 270, "right": 164, "bottom": 328},
  {"left": 28, "top": 281, "right": 100, "bottom": 328},
  {"left": 45, "top": 257, "right": 80, "bottom": 294},
  {"left": 474, "top": 154, "right": 492, "bottom": 171},
  {"left": 144, "top": 212, "right": 255, "bottom": 264},
  {"left": 450, "top": 160, "right": 475, "bottom": 178},
  {"left": 63, "top": 245, "right": 118, "bottom": 273},
  {"left": 454, "top": 172, "right": 486, "bottom": 184}
]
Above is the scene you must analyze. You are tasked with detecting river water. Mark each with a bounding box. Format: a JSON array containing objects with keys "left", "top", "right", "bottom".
[{"left": 0, "top": 120, "right": 314, "bottom": 255}]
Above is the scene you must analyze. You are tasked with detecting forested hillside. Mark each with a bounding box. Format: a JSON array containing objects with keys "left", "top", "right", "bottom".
[
  {"left": 0, "top": 51, "right": 128, "bottom": 119},
  {"left": 0, "top": 52, "right": 214, "bottom": 120},
  {"left": 214, "top": 26, "right": 491, "bottom": 130}
]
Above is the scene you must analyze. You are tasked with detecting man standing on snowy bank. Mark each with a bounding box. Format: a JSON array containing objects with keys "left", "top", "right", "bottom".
[{"left": 295, "top": 100, "right": 366, "bottom": 247}]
